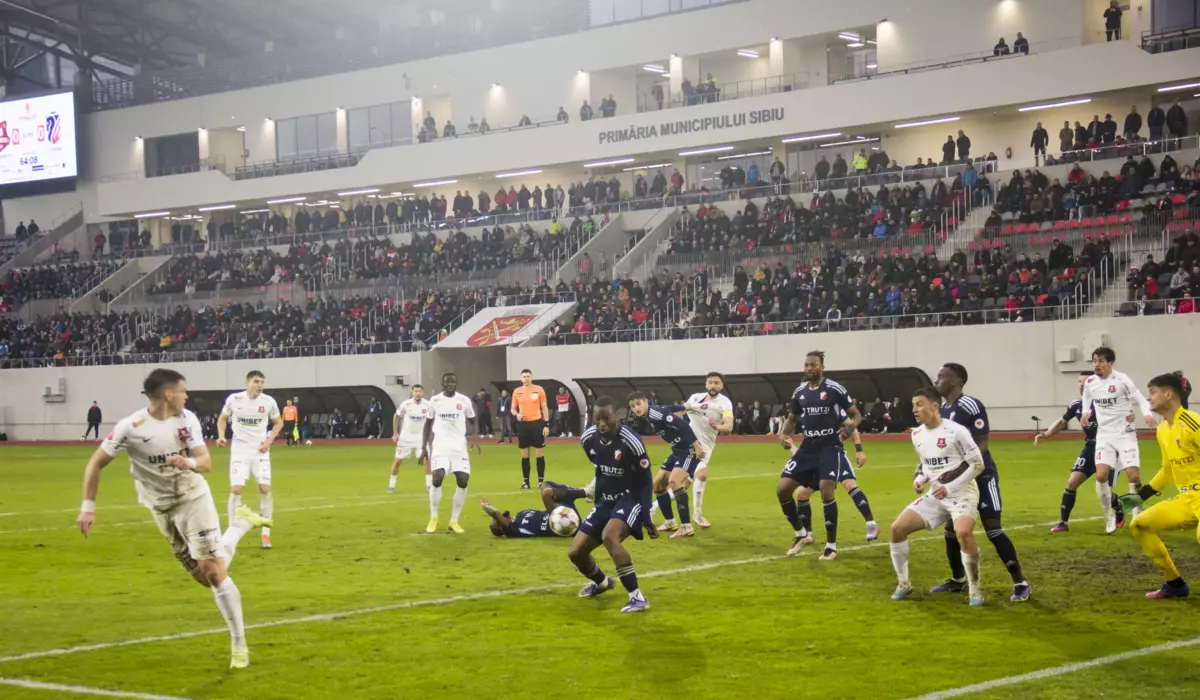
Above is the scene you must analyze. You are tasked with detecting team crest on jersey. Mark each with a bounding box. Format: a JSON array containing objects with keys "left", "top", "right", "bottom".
[
  {"left": 937, "top": 437, "right": 947, "bottom": 448},
  {"left": 820, "top": 392, "right": 827, "bottom": 400},
  {"left": 640, "top": 458, "right": 650, "bottom": 468},
  {"left": 456, "top": 403, "right": 462, "bottom": 410},
  {"left": 974, "top": 418, "right": 985, "bottom": 429},
  {"left": 1108, "top": 385, "right": 1116, "bottom": 393},
  {"left": 615, "top": 450, "right": 622, "bottom": 461},
  {"left": 258, "top": 406, "right": 265, "bottom": 413},
  {"left": 176, "top": 427, "right": 192, "bottom": 443}
]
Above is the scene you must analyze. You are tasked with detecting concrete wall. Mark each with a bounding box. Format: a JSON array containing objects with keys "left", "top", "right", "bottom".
[{"left": 506, "top": 315, "right": 1200, "bottom": 430}]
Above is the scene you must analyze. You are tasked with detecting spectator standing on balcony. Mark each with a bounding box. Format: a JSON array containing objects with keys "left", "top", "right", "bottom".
[
  {"left": 600, "top": 95, "right": 617, "bottom": 118},
  {"left": 423, "top": 112, "right": 436, "bottom": 136},
  {"left": 1166, "top": 100, "right": 1188, "bottom": 149},
  {"left": 28, "top": 219, "right": 39, "bottom": 237},
  {"left": 443, "top": 120, "right": 457, "bottom": 138},
  {"left": 993, "top": 37, "right": 1010, "bottom": 56},
  {"left": 1101, "top": 114, "right": 1118, "bottom": 145},
  {"left": 1013, "top": 32, "right": 1029, "bottom": 55},
  {"left": 557, "top": 106, "right": 569, "bottom": 123},
  {"left": 956, "top": 130, "right": 971, "bottom": 161},
  {"left": 831, "top": 153, "right": 848, "bottom": 182},
  {"left": 1059, "top": 121, "right": 1074, "bottom": 153},
  {"left": 1123, "top": 105, "right": 1142, "bottom": 139},
  {"left": 1104, "top": 0, "right": 1123, "bottom": 41},
  {"left": 580, "top": 101, "right": 593, "bottom": 121},
  {"left": 853, "top": 149, "right": 868, "bottom": 174},
  {"left": 1087, "top": 114, "right": 1103, "bottom": 144},
  {"left": 479, "top": 117, "right": 490, "bottom": 134},
  {"left": 669, "top": 169, "right": 684, "bottom": 195},
  {"left": 1147, "top": 100, "right": 1166, "bottom": 142},
  {"left": 941, "top": 136, "right": 956, "bottom": 165},
  {"left": 1030, "top": 122, "right": 1050, "bottom": 165},
  {"left": 652, "top": 83, "right": 664, "bottom": 110},
  {"left": 814, "top": 155, "right": 831, "bottom": 187},
  {"left": 1073, "top": 120, "right": 1088, "bottom": 149},
  {"left": 770, "top": 156, "right": 786, "bottom": 190},
  {"left": 92, "top": 230, "right": 106, "bottom": 259},
  {"left": 14, "top": 221, "right": 27, "bottom": 240}
]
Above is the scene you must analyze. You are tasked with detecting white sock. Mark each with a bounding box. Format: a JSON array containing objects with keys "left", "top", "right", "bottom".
[
  {"left": 1129, "top": 482, "right": 1142, "bottom": 517},
  {"left": 889, "top": 540, "right": 910, "bottom": 587},
  {"left": 425, "top": 474, "right": 433, "bottom": 491},
  {"left": 693, "top": 479, "right": 706, "bottom": 516},
  {"left": 429, "top": 485, "right": 442, "bottom": 519},
  {"left": 388, "top": 474, "right": 398, "bottom": 490},
  {"left": 451, "top": 486, "right": 468, "bottom": 523},
  {"left": 963, "top": 551, "right": 982, "bottom": 597},
  {"left": 221, "top": 518, "right": 252, "bottom": 565},
  {"left": 227, "top": 493, "right": 241, "bottom": 527},
  {"left": 1097, "top": 480, "right": 1112, "bottom": 516},
  {"left": 259, "top": 492, "right": 273, "bottom": 520},
  {"left": 211, "top": 577, "right": 246, "bottom": 649}
]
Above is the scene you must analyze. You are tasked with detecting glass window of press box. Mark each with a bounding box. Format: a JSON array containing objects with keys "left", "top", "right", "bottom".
[
  {"left": 347, "top": 101, "right": 413, "bottom": 155},
  {"left": 275, "top": 112, "right": 338, "bottom": 162}
]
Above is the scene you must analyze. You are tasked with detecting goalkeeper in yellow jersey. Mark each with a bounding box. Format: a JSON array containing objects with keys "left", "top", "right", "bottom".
[{"left": 1121, "top": 373, "right": 1200, "bottom": 599}]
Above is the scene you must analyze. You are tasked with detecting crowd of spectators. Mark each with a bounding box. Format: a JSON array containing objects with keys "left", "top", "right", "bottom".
[
  {"left": 1125, "top": 225, "right": 1200, "bottom": 315},
  {"left": 1030, "top": 100, "right": 1191, "bottom": 166},
  {"left": 0, "top": 260, "right": 123, "bottom": 305}
]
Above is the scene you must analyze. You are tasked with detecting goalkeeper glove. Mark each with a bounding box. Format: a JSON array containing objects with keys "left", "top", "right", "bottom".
[{"left": 1117, "top": 493, "right": 1143, "bottom": 512}]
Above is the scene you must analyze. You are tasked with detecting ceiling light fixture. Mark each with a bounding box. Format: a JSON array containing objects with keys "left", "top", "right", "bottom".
[
  {"left": 818, "top": 137, "right": 881, "bottom": 147},
  {"left": 623, "top": 162, "right": 673, "bottom": 171},
  {"left": 678, "top": 145, "right": 734, "bottom": 156},
  {"left": 1156, "top": 81, "right": 1200, "bottom": 92},
  {"left": 266, "top": 196, "right": 307, "bottom": 204},
  {"left": 412, "top": 179, "right": 457, "bottom": 188},
  {"left": 838, "top": 33, "right": 861, "bottom": 41},
  {"left": 583, "top": 157, "right": 636, "bottom": 168},
  {"left": 866, "top": 63, "right": 877, "bottom": 69},
  {"left": 337, "top": 188, "right": 381, "bottom": 196},
  {"left": 643, "top": 64, "right": 667, "bottom": 74},
  {"left": 846, "top": 42, "right": 865, "bottom": 48},
  {"left": 717, "top": 149, "right": 773, "bottom": 160},
  {"left": 893, "top": 116, "right": 960, "bottom": 128},
  {"left": 782, "top": 131, "right": 842, "bottom": 143},
  {"left": 197, "top": 204, "right": 236, "bottom": 212},
  {"left": 495, "top": 169, "right": 543, "bottom": 178},
  {"left": 133, "top": 211, "right": 170, "bottom": 218},
  {"left": 239, "top": 208, "right": 269, "bottom": 215},
  {"left": 1017, "top": 97, "right": 1092, "bottom": 112},
  {"left": 737, "top": 49, "right": 759, "bottom": 58}
]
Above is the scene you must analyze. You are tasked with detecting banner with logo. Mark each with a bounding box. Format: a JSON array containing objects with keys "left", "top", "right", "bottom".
[{"left": 437, "top": 303, "right": 575, "bottom": 348}]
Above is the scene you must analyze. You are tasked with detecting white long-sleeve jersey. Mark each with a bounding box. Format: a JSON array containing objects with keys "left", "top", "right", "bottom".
[
  {"left": 910, "top": 419, "right": 985, "bottom": 497},
  {"left": 1082, "top": 370, "right": 1152, "bottom": 437}
]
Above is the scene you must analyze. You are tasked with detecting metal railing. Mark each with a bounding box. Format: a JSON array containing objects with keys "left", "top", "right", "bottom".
[
  {"left": 638, "top": 73, "right": 806, "bottom": 113},
  {"left": 235, "top": 152, "right": 362, "bottom": 181},
  {"left": 1140, "top": 23, "right": 1200, "bottom": 54},
  {"left": 1044, "top": 135, "right": 1200, "bottom": 167},
  {"left": 96, "top": 156, "right": 228, "bottom": 182}
]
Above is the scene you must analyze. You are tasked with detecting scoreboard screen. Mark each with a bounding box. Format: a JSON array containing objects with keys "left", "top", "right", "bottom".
[{"left": 0, "top": 91, "right": 78, "bottom": 187}]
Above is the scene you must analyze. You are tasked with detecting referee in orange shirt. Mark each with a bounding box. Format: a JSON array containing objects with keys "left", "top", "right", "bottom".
[{"left": 511, "top": 369, "right": 551, "bottom": 489}]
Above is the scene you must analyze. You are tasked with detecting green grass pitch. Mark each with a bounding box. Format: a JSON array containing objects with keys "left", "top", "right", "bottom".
[{"left": 2, "top": 437, "right": 1199, "bottom": 699}]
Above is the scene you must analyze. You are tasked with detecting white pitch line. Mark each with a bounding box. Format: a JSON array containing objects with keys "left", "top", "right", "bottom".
[
  {"left": 902, "top": 635, "right": 1200, "bottom": 699},
  {"left": 0, "top": 677, "right": 192, "bottom": 700},
  {"left": 0, "top": 515, "right": 1097, "bottom": 665}
]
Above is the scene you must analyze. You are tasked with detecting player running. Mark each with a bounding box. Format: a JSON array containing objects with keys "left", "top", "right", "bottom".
[
  {"left": 775, "top": 351, "right": 864, "bottom": 560},
  {"left": 388, "top": 384, "right": 431, "bottom": 493},
  {"left": 567, "top": 397, "right": 657, "bottom": 613},
  {"left": 890, "top": 388, "right": 987, "bottom": 606},
  {"left": 216, "top": 370, "right": 283, "bottom": 549},
  {"left": 76, "top": 369, "right": 271, "bottom": 669},
  {"left": 511, "top": 369, "right": 551, "bottom": 489},
  {"left": 628, "top": 391, "right": 707, "bottom": 539},
  {"left": 1081, "top": 347, "right": 1158, "bottom": 531},
  {"left": 480, "top": 481, "right": 590, "bottom": 538},
  {"left": 934, "top": 363, "right": 1032, "bottom": 602},
  {"left": 422, "top": 373, "right": 476, "bottom": 534},
  {"left": 1122, "top": 373, "right": 1200, "bottom": 599},
  {"left": 680, "top": 372, "right": 734, "bottom": 528},
  {"left": 1036, "top": 371, "right": 1123, "bottom": 533}
]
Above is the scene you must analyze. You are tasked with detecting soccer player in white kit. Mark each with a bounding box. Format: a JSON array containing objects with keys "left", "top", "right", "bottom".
[
  {"left": 217, "top": 370, "right": 283, "bottom": 549},
  {"left": 889, "top": 387, "right": 987, "bottom": 606},
  {"left": 76, "top": 369, "right": 271, "bottom": 669},
  {"left": 1081, "top": 346, "right": 1158, "bottom": 533},
  {"left": 680, "top": 372, "right": 734, "bottom": 528},
  {"left": 389, "top": 384, "right": 432, "bottom": 493},
  {"left": 422, "top": 372, "right": 476, "bottom": 534}
]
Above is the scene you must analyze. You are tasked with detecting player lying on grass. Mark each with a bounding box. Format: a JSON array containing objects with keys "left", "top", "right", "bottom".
[
  {"left": 567, "top": 397, "right": 657, "bottom": 613},
  {"left": 627, "top": 391, "right": 707, "bottom": 539},
  {"left": 890, "top": 387, "right": 987, "bottom": 606},
  {"left": 481, "top": 481, "right": 592, "bottom": 538},
  {"left": 1121, "top": 373, "right": 1200, "bottom": 599}
]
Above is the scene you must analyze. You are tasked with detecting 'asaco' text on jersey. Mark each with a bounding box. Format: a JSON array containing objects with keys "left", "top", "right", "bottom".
[
  {"left": 1063, "top": 399, "right": 1097, "bottom": 442},
  {"left": 580, "top": 425, "right": 651, "bottom": 502},
  {"left": 940, "top": 394, "right": 997, "bottom": 475},
  {"left": 790, "top": 379, "right": 852, "bottom": 451},
  {"left": 643, "top": 405, "right": 697, "bottom": 454}
]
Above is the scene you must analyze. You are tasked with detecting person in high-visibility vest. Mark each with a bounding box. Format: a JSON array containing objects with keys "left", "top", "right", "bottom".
[{"left": 281, "top": 400, "right": 298, "bottom": 446}]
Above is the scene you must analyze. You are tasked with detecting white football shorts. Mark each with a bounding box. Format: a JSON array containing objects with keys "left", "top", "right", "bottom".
[
  {"left": 395, "top": 440, "right": 423, "bottom": 460},
  {"left": 431, "top": 454, "right": 471, "bottom": 475},
  {"left": 1095, "top": 432, "right": 1140, "bottom": 471},
  {"left": 230, "top": 448, "right": 271, "bottom": 487},
  {"left": 905, "top": 486, "right": 980, "bottom": 530},
  {"left": 151, "top": 490, "right": 224, "bottom": 563}
]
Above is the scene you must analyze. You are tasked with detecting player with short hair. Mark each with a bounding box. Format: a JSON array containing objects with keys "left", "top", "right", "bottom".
[
  {"left": 1122, "top": 373, "right": 1200, "bottom": 599},
  {"left": 1036, "top": 371, "right": 1122, "bottom": 533},
  {"left": 775, "top": 351, "right": 865, "bottom": 560},
  {"left": 76, "top": 368, "right": 271, "bottom": 669},
  {"left": 680, "top": 372, "right": 734, "bottom": 528},
  {"left": 890, "top": 388, "right": 987, "bottom": 606},
  {"left": 511, "top": 369, "right": 551, "bottom": 489},
  {"left": 1081, "top": 347, "right": 1157, "bottom": 532},
  {"left": 422, "top": 372, "right": 476, "bottom": 534},
  {"left": 217, "top": 370, "right": 283, "bottom": 549},
  {"left": 568, "top": 397, "right": 657, "bottom": 613},
  {"left": 935, "top": 362, "right": 1032, "bottom": 602},
  {"left": 481, "top": 481, "right": 590, "bottom": 538},
  {"left": 388, "top": 384, "right": 431, "bottom": 493},
  {"left": 628, "top": 391, "right": 707, "bottom": 539}
]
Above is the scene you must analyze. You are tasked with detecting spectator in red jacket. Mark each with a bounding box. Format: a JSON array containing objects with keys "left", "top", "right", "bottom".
[{"left": 1176, "top": 290, "right": 1196, "bottom": 314}]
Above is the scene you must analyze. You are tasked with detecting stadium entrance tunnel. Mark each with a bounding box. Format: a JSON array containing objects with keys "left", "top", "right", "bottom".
[
  {"left": 575, "top": 369, "right": 932, "bottom": 430},
  {"left": 186, "top": 386, "right": 396, "bottom": 440}
]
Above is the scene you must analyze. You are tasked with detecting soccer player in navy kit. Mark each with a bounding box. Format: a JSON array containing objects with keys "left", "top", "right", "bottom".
[
  {"left": 934, "top": 363, "right": 1032, "bottom": 602},
  {"left": 1035, "top": 371, "right": 1122, "bottom": 533},
  {"left": 628, "top": 391, "right": 707, "bottom": 539},
  {"left": 567, "top": 397, "right": 657, "bottom": 613},
  {"left": 776, "top": 351, "right": 865, "bottom": 561},
  {"left": 480, "top": 482, "right": 590, "bottom": 538}
]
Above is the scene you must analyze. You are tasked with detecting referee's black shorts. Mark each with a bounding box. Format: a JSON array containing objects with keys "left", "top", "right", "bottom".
[{"left": 517, "top": 420, "right": 547, "bottom": 449}]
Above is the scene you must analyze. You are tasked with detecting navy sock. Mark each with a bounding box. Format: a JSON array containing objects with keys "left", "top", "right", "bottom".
[
  {"left": 848, "top": 487, "right": 874, "bottom": 521},
  {"left": 675, "top": 489, "right": 691, "bottom": 525},
  {"left": 581, "top": 562, "right": 607, "bottom": 585},
  {"left": 1060, "top": 488, "right": 1077, "bottom": 522},
  {"left": 987, "top": 528, "right": 1025, "bottom": 583},
  {"left": 557, "top": 487, "right": 587, "bottom": 503},
  {"left": 615, "top": 563, "right": 639, "bottom": 593},
  {"left": 945, "top": 529, "right": 966, "bottom": 579},
  {"left": 780, "top": 499, "right": 802, "bottom": 531},
  {"left": 656, "top": 490, "right": 675, "bottom": 520},
  {"left": 536, "top": 457, "right": 546, "bottom": 481},
  {"left": 521, "top": 458, "right": 530, "bottom": 482},
  {"left": 822, "top": 499, "right": 838, "bottom": 545},
  {"left": 797, "top": 500, "right": 812, "bottom": 533}
]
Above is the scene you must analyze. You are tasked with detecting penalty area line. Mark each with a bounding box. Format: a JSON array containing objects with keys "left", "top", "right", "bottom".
[
  {"left": 0, "top": 515, "right": 1096, "bottom": 665},
  {"left": 0, "top": 677, "right": 192, "bottom": 700},
  {"left": 901, "top": 635, "right": 1200, "bottom": 699}
]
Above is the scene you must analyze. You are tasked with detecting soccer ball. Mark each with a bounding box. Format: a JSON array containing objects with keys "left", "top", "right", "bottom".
[
  {"left": 548, "top": 506, "right": 580, "bottom": 537},
  {"left": 304, "top": 440, "right": 313, "bottom": 446}
]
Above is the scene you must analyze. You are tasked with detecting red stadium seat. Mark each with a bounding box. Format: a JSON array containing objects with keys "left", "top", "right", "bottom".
[
  {"left": 1119, "top": 212, "right": 1133, "bottom": 224},
  {"left": 1001, "top": 223, "right": 1015, "bottom": 235},
  {"left": 1172, "top": 194, "right": 1187, "bottom": 205},
  {"left": 1053, "top": 220, "right": 1069, "bottom": 229},
  {"left": 947, "top": 217, "right": 959, "bottom": 227},
  {"left": 1105, "top": 214, "right": 1119, "bottom": 225},
  {"left": 967, "top": 241, "right": 979, "bottom": 251},
  {"left": 924, "top": 245, "right": 936, "bottom": 254}
]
